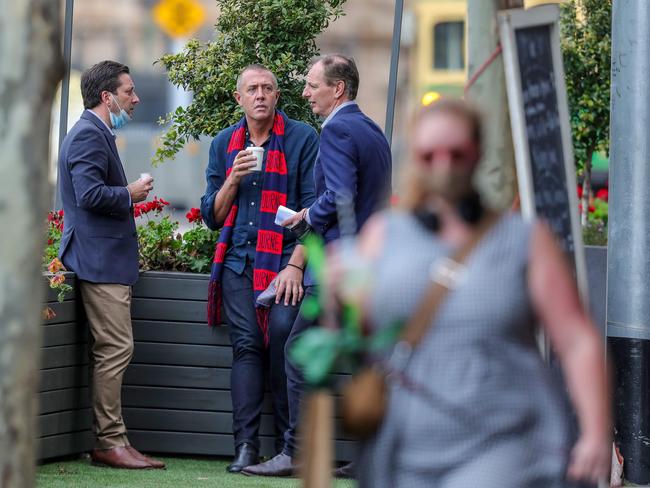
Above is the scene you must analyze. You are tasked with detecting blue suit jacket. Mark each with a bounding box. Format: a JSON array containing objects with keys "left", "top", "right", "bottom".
[
  {"left": 57, "top": 110, "right": 138, "bottom": 285},
  {"left": 309, "top": 103, "right": 392, "bottom": 243}
]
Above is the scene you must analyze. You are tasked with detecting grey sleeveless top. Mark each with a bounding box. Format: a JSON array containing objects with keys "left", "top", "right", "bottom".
[{"left": 358, "top": 210, "right": 572, "bottom": 488}]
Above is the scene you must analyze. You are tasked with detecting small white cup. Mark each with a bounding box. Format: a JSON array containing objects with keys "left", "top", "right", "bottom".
[
  {"left": 275, "top": 205, "right": 297, "bottom": 226},
  {"left": 140, "top": 172, "right": 153, "bottom": 183},
  {"left": 248, "top": 147, "right": 264, "bottom": 171}
]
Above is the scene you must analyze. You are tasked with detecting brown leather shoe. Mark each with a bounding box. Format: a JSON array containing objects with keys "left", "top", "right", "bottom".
[
  {"left": 91, "top": 446, "right": 152, "bottom": 469},
  {"left": 126, "top": 446, "right": 166, "bottom": 469},
  {"left": 241, "top": 452, "right": 296, "bottom": 477}
]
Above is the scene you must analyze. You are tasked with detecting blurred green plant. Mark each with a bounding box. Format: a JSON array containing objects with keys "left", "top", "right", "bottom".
[
  {"left": 152, "top": 0, "right": 346, "bottom": 166},
  {"left": 288, "top": 233, "right": 403, "bottom": 387},
  {"left": 560, "top": 0, "right": 612, "bottom": 226}
]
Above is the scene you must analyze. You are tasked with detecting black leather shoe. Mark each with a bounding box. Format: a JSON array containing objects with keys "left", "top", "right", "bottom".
[
  {"left": 226, "top": 443, "right": 259, "bottom": 473},
  {"left": 241, "top": 452, "right": 296, "bottom": 477},
  {"left": 334, "top": 461, "right": 356, "bottom": 479}
]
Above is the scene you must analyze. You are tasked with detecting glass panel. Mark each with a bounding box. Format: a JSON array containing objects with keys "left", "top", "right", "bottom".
[{"left": 433, "top": 21, "right": 465, "bottom": 70}]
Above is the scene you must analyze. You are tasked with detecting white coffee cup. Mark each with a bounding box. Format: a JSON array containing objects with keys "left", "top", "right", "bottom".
[
  {"left": 248, "top": 147, "right": 264, "bottom": 171},
  {"left": 140, "top": 172, "right": 153, "bottom": 183},
  {"left": 275, "top": 205, "right": 297, "bottom": 226}
]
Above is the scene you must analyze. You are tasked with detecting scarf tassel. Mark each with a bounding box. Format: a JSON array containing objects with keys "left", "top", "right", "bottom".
[
  {"left": 207, "top": 280, "right": 222, "bottom": 328},
  {"left": 256, "top": 307, "right": 270, "bottom": 348}
]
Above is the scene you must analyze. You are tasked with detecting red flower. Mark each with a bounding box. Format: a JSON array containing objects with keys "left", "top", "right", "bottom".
[
  {"left": 577, "top": 185, "right": 583, "bottom": 198},
  {"left": 47, "top": 238, "right": 54, "bottom": 246},
  {"left": 588, "top": 205, "right": 596, "bottom": 213},
  {"left": 596, "top": 188, "right": 608, "bottom": 201},
  {"left": 186, "top": 207, "right": 202, "bottom": 224},
  {"left": 159, "top": 197, "right": 170, "bottom": 206},
  {"left": 58, "top": 209, "right": 64, "bottom": 218},
  {"left": 42, "top": 307, "right": 56, "bottom": 320}
]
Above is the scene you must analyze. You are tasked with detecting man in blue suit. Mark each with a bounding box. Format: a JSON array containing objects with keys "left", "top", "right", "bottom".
[
  {"left": 58, "top": 60, "right": 163, "bottom": 469},
  {"left": 243, "top": 54, "right": 392, "bottom": 477}
]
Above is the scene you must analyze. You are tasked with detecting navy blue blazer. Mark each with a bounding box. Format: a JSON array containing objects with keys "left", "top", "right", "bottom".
[
  {"left": 309, "top": 103, "right": 392, "bottom": 243},
  {"left": 57, "top": 110, "right": 138, "bottom": 285}
]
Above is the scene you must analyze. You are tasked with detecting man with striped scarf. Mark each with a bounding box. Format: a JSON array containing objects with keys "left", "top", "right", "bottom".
[{"left": 200, "top": 64, "right": 319, "bottom": 473}]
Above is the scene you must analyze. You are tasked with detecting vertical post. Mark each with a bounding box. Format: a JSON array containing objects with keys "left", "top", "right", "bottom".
[
  {"left": 384, "top": 0, "right": 404, "bottom": 147},
  {"left": 607, "top": 0, "right": 650, "bottom": 483},
  {"left": 466, "top": 0, "right": 519, "bottom": 210},
  {"left": 55, "top": 0, "right": 74, "bottom": 209}
]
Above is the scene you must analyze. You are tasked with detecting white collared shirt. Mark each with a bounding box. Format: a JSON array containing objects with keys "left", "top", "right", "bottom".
[
  {"left": 321, "top": 100, "right": 357, "bottom": 129},
  {"left": 88, "top": 109, "right": 115, "bottom": 137}
]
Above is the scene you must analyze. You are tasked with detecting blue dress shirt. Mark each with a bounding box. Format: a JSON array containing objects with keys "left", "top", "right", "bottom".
[{"left": 200, "top": 116, "right": 319, "bottom": 275}]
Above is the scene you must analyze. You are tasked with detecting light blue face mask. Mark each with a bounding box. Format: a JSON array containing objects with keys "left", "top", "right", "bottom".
[{"left": 109, "top": 94, "right": 131, "bottom": 130}]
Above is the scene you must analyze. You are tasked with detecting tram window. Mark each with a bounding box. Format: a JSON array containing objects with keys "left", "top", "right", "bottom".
[{"left": 433, "top": 21, "right": 465, "bottom": 70}]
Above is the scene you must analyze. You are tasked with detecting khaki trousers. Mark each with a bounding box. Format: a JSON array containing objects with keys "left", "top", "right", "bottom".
[{"left": 79, "top": 281, "right": 134, "bottom": 449}]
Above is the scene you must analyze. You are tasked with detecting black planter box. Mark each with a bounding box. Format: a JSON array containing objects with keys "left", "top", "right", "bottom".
[
  {"left": 39, "top": 271, "right": 354, "bottom": 461},
  {"left": 39, "top": 246, "right": 607, "bottom": 462}
]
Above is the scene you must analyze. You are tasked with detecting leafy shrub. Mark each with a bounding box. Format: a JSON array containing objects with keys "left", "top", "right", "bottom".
[{"left": 153, "top": 0, "right": 346, "bottom": 165}]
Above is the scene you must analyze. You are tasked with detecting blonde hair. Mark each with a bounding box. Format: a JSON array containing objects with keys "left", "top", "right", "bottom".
[{"left": 399, "top": 98, "right": 484, "bottom": 211}]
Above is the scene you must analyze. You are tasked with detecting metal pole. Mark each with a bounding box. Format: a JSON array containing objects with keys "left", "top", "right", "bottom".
[
  {"left": 384, "top": 0, "right": 404, "bottom": 147},
  {"left": 607, "top": 0, "right": 650, "bottom": 483},
  {"left": 55, "top": 0, "right": 74, "bottom": 209},
  {"left": 466, "top": 0, "right": 518, "bottom": 210}
]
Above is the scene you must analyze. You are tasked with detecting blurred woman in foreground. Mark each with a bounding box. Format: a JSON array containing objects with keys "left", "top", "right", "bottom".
[{"left": 345, "top": 99, "right": 610, "bottom": 487}]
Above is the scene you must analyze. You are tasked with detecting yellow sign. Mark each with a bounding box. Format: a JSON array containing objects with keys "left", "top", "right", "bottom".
[
  {"left": 524, "top": 0, "right": 565, "bottom": 8},
  {"left": 153, "top": 0, "right": 206, "bottom": 38}
]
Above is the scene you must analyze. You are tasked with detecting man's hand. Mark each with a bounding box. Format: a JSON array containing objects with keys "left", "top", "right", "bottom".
[
  {"left": 228, "top": 150, "right": 258, "bottom": 185},
  {"left": 281, "top": 208, "right": 309, "bottom": 228},
  {"left": 127, "top": 175, "right": 154, "bottom": 203},
  {"left": 275, "top": 264, "right": 304, "bottom": 306}
]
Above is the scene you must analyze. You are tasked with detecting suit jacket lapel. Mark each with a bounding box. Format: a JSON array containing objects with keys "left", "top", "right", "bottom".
[{"left": 81, "top": 110, "right": 128, "bottom": 185}]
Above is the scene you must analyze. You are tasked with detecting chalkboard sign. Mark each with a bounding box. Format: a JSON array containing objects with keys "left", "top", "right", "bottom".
[
  {"left": 515, "top": 24, "right": 574, "bottom": 257},
  {"left": 499, "top": 5, "right": 586, "bottom": 297}
]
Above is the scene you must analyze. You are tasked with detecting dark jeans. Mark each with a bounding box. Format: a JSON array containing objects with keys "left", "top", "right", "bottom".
[
  {"left": 222, "top": 265, "right": 301, "bottom": 453},
  {"left": 283, "top": 286, "right": 319, "bottom": 457}
]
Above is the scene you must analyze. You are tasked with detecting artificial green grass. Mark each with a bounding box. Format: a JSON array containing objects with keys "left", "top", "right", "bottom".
[{"left": 37, "top": 456, "right": 358, "bottom": 488}]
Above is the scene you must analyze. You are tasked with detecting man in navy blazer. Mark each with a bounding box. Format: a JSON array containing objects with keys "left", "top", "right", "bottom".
[
  {"left": 58, "top": 60, "right": 163, "bottom": 469},
  {"left": 243, "top": 54, "right": 391, "bottom": 477}
]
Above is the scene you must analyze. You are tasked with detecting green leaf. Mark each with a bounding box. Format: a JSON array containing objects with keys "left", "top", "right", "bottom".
[{"left": 289, "top": 328, "right": 341, "bottom": 386}]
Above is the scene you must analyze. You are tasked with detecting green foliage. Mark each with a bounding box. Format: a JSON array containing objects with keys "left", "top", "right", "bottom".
[
  {"left": 583, "top": 220, "right": 608, "bottom": 246},
  {"left": 153, "top": 0, "right": 346, "bottom": 165},
  {"left": 135, "top": 202, "right": 220, "bottom": 274},
  {"left": 560, "top": 0, "right": 612, "bottom": 172},
  {"left": 137, "top": 215, "right": 183, "bottom": 271},
  {"left": 42, "top": 202, "right": 220, "bottom": 277},
  {"left": 178, "top": 223, "right": 221, "bottom": 273},
  {"left": 44, "top": 210, "right": 64, "bottom": 267}
]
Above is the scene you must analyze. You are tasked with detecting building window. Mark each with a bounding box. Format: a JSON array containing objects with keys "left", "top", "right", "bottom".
[{"left": 433, "top": 21, "right": 465, "bottom": 70}]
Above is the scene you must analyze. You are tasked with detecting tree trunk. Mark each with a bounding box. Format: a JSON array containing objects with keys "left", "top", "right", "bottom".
[
  {"left": 0, "top": 1, "right": 63, "bottom": 486},
  {"left": 581, "top": 149, "right": 594, "bottom": 227},
  {"left": 467, "top": 0, "right": 521, "bottom": 210}
]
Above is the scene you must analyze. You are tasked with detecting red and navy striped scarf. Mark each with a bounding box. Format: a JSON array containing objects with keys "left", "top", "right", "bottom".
[{"left": 207, "top": 111, "right": 288, "bottom": 346}]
